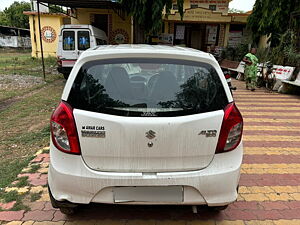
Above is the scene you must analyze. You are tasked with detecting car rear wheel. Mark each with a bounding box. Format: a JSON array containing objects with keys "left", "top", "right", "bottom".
[
  {"left": 60, "top": 207, "right": 76, "bottom": 215},
  {"left": 208, "top": 205, "right": 228, "bottom": 211}
]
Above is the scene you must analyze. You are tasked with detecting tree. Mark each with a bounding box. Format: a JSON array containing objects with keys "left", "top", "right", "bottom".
[
  {"left": 247, "top": 0, "right": 300, "bottom": 47},
  {"left": 228, "top": 8, "right": 245, "bottom": 13},
  {"left": 119, "top": 0, "right": 184, "bottom": 35},
  {"left": 0, "top": 1, "right": 31, "bottom": 29}
]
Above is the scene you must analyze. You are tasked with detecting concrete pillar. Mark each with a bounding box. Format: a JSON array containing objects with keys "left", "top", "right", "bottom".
[
  {"left": 224, "top": 23, "right": 230, "bottom": 47},
  {"left": 164, "top": 21, "right": 169, "bottom": 34},
  {"left": 218, "top": 24, "right": 225, "bottom": 46}
]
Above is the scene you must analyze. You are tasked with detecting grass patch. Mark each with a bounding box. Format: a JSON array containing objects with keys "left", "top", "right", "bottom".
[
  {"left": 0, "top": 190, "right": 19, "bottom": 203},
  {"left": 0, "top": 190, "right": 30, "bottom": 211},
  {"left": 0, "top": 51, "right": 58, "bottom": 78},
  {"left": 0, "top": 156, "right": 34, "bottom": 190},
  {"left": 3, "top": 125, "right": 51, "bottom": 147},
  {"left": 30, "top": 192, "right": 42, "bottom": 202},
  {"left": 29, "top": 164, "right": 41, "bottom": 173},
  {"left": 0, "top": 63, "right": 64, "bottom": 192},
  {"left": 0, "top": 50, "right": 64, "bottom": 211},
  {"left": 11, "top": 200, "right": 30, "bottom": 211},
  {"left": 15, "top": 177, "right": 29, "bottom": 188},
  {"left": 42, "top": 148, "right": 50, "bottom": 154}
]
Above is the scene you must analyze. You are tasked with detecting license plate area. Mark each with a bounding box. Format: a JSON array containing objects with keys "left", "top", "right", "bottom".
[{"left": 113, "top": 186, "right": 183, "bottom": 203}]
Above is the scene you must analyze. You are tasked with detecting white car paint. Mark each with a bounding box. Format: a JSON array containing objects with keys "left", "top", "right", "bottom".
[
  {"left": 75, "top": 109, "right": 223, "bottom": 172},
  {"left": 48, "top": 140, "right": 243, "bottom": 206},
  {"left": 49, "top": 45, "right": 243, "bottom": 207}
]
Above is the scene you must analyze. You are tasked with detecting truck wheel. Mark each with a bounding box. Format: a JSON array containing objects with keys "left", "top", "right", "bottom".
[{"left": 63, "top": 73, "right": 69, "bottom": 80}]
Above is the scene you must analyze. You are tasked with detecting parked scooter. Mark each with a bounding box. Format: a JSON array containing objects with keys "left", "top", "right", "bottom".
[
  {"left": 257, "top": 62, "right": 276, "bottom": 91},
  {"left": 223, "top": 70, "right": 237, "bottom": 93}
]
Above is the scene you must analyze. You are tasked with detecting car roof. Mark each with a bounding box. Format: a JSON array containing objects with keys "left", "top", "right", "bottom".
[{"left": 81, "top": 44, "right": 213, "bottom": 60}]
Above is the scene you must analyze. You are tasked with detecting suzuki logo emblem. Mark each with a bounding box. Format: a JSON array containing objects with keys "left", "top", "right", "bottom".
[{"left": 145, "top": 130, "right": 156, "bottom": 139}]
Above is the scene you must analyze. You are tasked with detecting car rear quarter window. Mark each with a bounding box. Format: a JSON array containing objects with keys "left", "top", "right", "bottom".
[
  {"left": 67, "top": 58, "right": 228, "bottom": 117},
  {"left": 96, "top": 38, "right": 107, "bottom": 45}
]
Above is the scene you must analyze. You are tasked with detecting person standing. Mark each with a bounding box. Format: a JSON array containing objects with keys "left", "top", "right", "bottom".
[{"left": 243, "top": 48, "right": 258, "bottom": 91}]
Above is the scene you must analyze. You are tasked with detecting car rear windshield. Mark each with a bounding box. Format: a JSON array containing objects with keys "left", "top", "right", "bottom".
[{"left": 67, "top": 58, "right": 228, "bottom": 117}]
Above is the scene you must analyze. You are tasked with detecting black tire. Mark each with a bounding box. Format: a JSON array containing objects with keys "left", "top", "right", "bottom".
[
  {"left": 209, "top": 205, "right": 228, "bottom": 211},
  {"left": 63, "top": 73, "right": 69, "bottom": 80},
  {"left": 60, "top": 207, "right": 76, "bottom": 215}
]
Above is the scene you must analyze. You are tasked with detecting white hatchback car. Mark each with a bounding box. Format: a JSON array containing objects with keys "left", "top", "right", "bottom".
[{"left": 48, "top": 45, "right": 243, "bottom": 214}]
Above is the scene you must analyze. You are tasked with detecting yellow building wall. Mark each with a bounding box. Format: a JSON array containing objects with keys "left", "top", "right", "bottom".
[
  {"left": 71, "top": 8, "right": 132, "bottom": 44},
  {"left": 170, "top": 0, "right": 230, "bottom": 14},
  {"left": 28, "top": 14, "right": 65, "bottom": 58},
  {"left": 27, "top": 8, "right": 132, "bottom": 57}
]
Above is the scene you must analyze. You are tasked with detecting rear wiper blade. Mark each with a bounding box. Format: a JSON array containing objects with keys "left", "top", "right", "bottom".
[{"left": 131, "top": 103, "right": 147, "bottom": 108}]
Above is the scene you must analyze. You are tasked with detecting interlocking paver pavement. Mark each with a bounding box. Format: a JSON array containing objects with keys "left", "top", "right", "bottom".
[{"left": 1, "top": 80, "right": 300, "bottom": 224}]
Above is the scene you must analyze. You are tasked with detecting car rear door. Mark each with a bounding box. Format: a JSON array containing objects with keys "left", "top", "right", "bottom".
[
  {"left": 77, "top": 29, "right": 91, "bottom": 55},
  {"left": 61, "top": 29, "right": 91, "bottom": 68},
  {"left": 61, "top": 29, "right": 77, "bottom": 62},
  {"left": 66, "top": 57, "right": 229, "bottom": 173}
]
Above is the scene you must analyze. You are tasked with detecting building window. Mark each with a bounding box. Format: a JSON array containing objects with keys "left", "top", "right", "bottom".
[
  {"left": 172, "top": 4, "right": 178, "bottom": 10},
  {"left": 191, "top": 4, "right": 198, "bottom": 9},
  {"left": 209, "top": 5, "right": 217, "bottom": 11}
]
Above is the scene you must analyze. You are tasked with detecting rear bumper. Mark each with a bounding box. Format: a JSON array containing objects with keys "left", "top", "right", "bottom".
[{"left": 48, "top": 142, "right": 243, "bottom": 206}]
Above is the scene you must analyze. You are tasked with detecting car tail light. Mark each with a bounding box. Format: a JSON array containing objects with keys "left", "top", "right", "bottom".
[
  {"left": 216, "top": 102, "right": 243, "bottom": 154},
  {"left": 50, "top": 101, "right": 81, "bottom": 154},
  {"left": 224, "top": 73, "right": 231, "bottom": 80}
]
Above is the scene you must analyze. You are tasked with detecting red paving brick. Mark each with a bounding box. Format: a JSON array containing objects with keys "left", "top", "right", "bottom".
[
  {"left": 244, "top": 130, "right": 300, "bottom": 135},
  {"left": 224, "top": 209, "right": 257, "bottom": 220},
  {"left": 244, "top": 141, "right": 300, "bottom": 147},
  {"left": 0, "top": 210, "right": 24, "bottom": 221},
  {"left": 229, "top": 201, "right": 261, "bottom": 210},
  {"left": 28, "top": 201, "right": 46, "bottom": 211},
  {"left": 30, "top": 173, "right": 48, "bottom": 186},
  {"left": 243, "top": 155, "right": 300, "bottom": 164},
  {"left": 260, "top": 202, "right": 290, "bottom": 210},
  {"left": 18, "top": 173, "right": 40, "bottom": 179},
  {"left": 253, "top": 209, "right": 283, "bottom": 220},
  {"left": 288, "top": 201, "right": 300, "bottom": 209},
  {"left": 43, "top": 201, "right": 56, "bottom": 211},
  {"left": 243, "top": 115, "right": 300, "bottom": 119},
  {"left": 22, "top": 210, "right": 55, "bottom": 221},
  {"left": 240, "top": 174, "right": 300, "bottom": 186},
  {"left": 52, "top": 210, "right": 68, "bottom": 221},
  {"left": 0, "top": 201, "right": 16, "bottom": 210},
  {"left": 244, "top": 122, "right": 300, "bottom": 127},
  {"left": 279, "top": 209, "right": 300, "bottom": 219}
]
